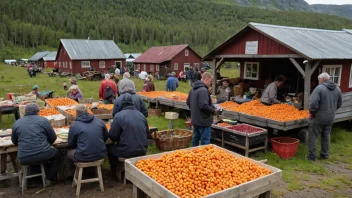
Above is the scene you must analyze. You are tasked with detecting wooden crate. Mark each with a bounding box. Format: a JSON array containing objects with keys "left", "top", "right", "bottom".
[
  {"left": 266, "top": 118, "right": 309, "bottom": 131},
  {"left": 158, "top": 97, "right": 174, "bottom": 107},
  {"left": 239, "top": 113, "right": 268, "bottom": 127},
  {"left": 57, "top": 106, "right": 76, "bottom": 123},
  {"left": 125, "top": 144, "right": 282, "bottom": 198},
  {"left": 222, "top": 110, "right": 240, "bottom": 120}
]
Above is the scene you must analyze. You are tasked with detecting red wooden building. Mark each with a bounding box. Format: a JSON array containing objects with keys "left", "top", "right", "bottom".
[
  {"left": 55, "top": 39, "right": 126, "bottom": 74},
  {"left": 133, "top": 44, "right": 202, "bottom": 78},
  {"left": 28, "top": 51, "right": 49, "bottom": 67},
  {"left": 204, "top": 23, "right": 352, "bottom": 122},
  {"left": 38, "top": 52, "right": 57, "bottom": 68}
]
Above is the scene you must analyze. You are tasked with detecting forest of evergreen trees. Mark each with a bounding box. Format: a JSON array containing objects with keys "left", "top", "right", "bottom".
[{"left": 1, "top": 0, "right": 352, "bottom": 60}]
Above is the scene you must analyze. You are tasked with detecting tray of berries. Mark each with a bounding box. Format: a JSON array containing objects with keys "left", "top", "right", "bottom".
[{"left": 223, "top": 123, "right": 267, "bottom": 137}]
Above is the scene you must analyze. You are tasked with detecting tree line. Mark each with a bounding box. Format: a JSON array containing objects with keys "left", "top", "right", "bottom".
[{"left": 1, "top": 0, "right": 352, "bottom": 60}]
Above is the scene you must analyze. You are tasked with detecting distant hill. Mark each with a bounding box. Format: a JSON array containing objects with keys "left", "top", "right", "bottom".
[
  {"left": 214, "top": 0, "right": 352, "bottom": 19},
  {"left": 311, "top": 4, "right": 352, "bottom": 20}
]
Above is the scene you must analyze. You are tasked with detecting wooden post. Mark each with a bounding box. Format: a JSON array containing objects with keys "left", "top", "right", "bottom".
[
  {"left": 212, "top": 59, "right": 217, "bottom": 95},
  {"left": 304, "top": 62, "right": 311, "bottom": 110}
]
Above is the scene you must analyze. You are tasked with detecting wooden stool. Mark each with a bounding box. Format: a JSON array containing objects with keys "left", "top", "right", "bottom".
[
  {"left": 19, "top": 164, "right": 46, "bottom": 196},
  {"left": 116, "top": 158, "right": 126, "bottom": 184},
  {"left": 72, "top": 159, "right": 104, "bottom": 197}
]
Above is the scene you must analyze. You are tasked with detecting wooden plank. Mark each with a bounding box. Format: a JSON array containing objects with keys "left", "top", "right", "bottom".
[
  {"left": 239, "top": 114, "right": 268, "bottom": 127},
  {"left": 289, "top": 58, "right": 305, "bottom": 77},
  {"left": 342, "top": 94, "right": 352, "bottom": 102},
  {"left": 266, "top": 119, "right": 285, "bottom": 127},
  {"left": 334, "top": 112, "right": 352, "bottom": 123},
  {"left": 215, "top": 58, "right": 225, "bottom": 71},
  {"left": 341, "top": 100, "right": 352, "bottom": 108},
  {"left": 0, "top": 172, "right": 19, "bottom": 181},
  {"left": 285, "top": 118, "right": 310, "bottom": 126},
  {"left": 310, "top": 60, "right": 321, "bottom": 76},
  {"left": 304, "top": 62, "right": 311, "bottom": 110},
  {"left": 125, "top": 144, "right": 282, "bottom": 198},
  {"left": 214, "top": 54, "right": 302, "bottom": 59},
  {"left": 336, "top": 106, "right": 352, "bottom": 114},
  {"left": 267, "top": 121, "right": 309, "bottom": 131},
  {"left": 222, "top": 110, "right": 240, "bottom": 120},
  {"left": 342, "top": 92, "right": 352, "bottom": 97},
  {"left": 212, "top": 59, "right": 217, "bottom": 95}
]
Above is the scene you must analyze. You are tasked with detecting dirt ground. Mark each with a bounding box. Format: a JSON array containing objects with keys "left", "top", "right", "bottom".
[{"left": 0, "top": 169, "right": 134, "bottom": 198}]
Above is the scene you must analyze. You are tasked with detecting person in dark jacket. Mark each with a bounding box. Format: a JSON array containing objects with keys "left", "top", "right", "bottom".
[
  {"left": 193, "top": 68, "right": 201, "bottom": 82},
  {"left": 308, "top": 73, "right": 342, "bottom": 161},
  {"left": 142, "top": 75, "right": 155, "bottom": 92},
  {"left": 112, "top": 79, "right": 148, "bottom": 117},
  {"left": 11, "top": 103, "right": 61, "bottom": 184},
  {"left": 186, "top": 67, "right": 194, "bottom": 86},
  {"left": 108, "top": 93, "right": 149, "bottom": 178},
  {"left": 67, "top": 104, "right": 109, "bottom": 162},
  {"left": 186, "top": 72, "right": 218, "bottom": 146},
  {"left": 166, "top": 72, "right": 179, "bottom": 91}
]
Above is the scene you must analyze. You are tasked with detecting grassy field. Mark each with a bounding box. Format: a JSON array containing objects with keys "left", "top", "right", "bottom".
[{"left": 1, "top": 64, "right": 351, "bottom": 197}]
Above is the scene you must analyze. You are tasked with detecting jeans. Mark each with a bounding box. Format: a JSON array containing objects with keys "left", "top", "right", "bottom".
[
  {"left": 308, "top": 119, "right": 333, "bottom": 160},
  {"left": 192, "top": 126, "right": 211, "bottom": 146},
  {"left": 19, "top": 148, "right": 61, "bottom": 181},
  {"left": 188, "top": 79, "right": 193, "bottom": 87}
]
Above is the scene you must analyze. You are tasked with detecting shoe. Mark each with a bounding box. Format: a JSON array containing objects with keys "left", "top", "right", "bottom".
[
  {"left": 320, "top": 155, "right": 329, "bottom": 160},
  {"left": 306, "top": 156, "right": 317, "bottom": 162}
]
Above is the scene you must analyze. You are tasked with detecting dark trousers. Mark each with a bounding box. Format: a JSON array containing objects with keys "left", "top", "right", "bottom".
[
  {"left": 19, "top": 148, "right": 61, "bottom": 181},
  {"left": 308, "top": 119, "right": 333, "bottom": 160},
  {"left": 107, "top": 144, "right": 146, "bottom": 176},
  {"left": 192, "top": 126, "right": 211, "bottom": 146}
]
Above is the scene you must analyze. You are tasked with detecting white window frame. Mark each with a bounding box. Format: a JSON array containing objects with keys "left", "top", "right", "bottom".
[
  {"left": 349, "top": 64, "right": 352, "bottom": 88},
  {"left": 174, "top": 63, "right": 178, "bottom": 70},
  {"left": 59, "top": 62, "right": 61, "bottom": 68},
  {"left": 81, "top": 61, "right": 90, "bottom": 68},
  {"left": 185, "top": 49, "right": 189, "bottom": 56},
  {"left": 156, "top": 64, "right": 160, "bottom": 71},
  {"left": 323, "top": 65, "right": 342, "bottom": 86},
  {"left": 244, "top": 62, "right": 260, "bottom": 80},
  {"left": 150, "top": 64, "right": 154, "bottom": 72},
  {"left": 65, "top": 62, "right": 67, "bottom": 68},
  {"left": 184, "top": 63, "right": 190, "bottom": 72},
  {"left": 137, "top": 64, "right": 140, "bottom": 70},
  {"left": 99, "top": 61, "right": 106, "bottom": 68},
  {"left": 143, "top": 64, "right": 146, "bottom": 71},
  {"left": 69, "top": 62, "right": 72, "bottom": 69}
]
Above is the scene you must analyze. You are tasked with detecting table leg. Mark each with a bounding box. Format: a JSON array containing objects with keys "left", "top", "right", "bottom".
[
  {"left": 9, "top": 152, "right": 18, "bottom": 173},
  {"left": 245, "top": 136, "right": 249, "bottom": 157},
  {"left": 0, "top": 154, "right": 7, "bottom": 174},
  {"left": 133, "top": 184, "right": 147, "bottom": 198},
  {"left": 259, "top": 190, "right": 271, "bottom": 198}
]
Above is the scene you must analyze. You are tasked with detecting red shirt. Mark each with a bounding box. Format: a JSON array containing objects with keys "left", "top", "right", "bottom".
[{"left": 99, "top": 79, "right": 117, "bottom": 99}]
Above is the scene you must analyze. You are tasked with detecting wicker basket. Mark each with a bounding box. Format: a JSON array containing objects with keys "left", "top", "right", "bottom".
[
  {"left": 154, "top": 129, "right": 193, "bottom": 151},
  {"left": 148, "top": 108, "right": 162, "bottom": 116}
]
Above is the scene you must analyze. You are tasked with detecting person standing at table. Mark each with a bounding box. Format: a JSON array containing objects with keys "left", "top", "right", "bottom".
[
  {"left": 166, "top": 72, "right": 179, "bottom": 91},
  {"left": 187, "top": 72, "right": 218, "bottom": 146},
  {"left": 142, "top": 75, "right": 155, "bottom": 92},
  {"left": 67, "top": 104, "right": 108, "bottom": 162},
  {"left": 99, "top": 74, "right": 117, "bottom": 104},
  {"left": 108, "top": 93, "right": 149, "bottom": 178},
  {"left": 260, "top": 75, "right": 286, "bottom": 105},
  {"left": 11, "top": 103, "right": 61, "bottom": 185}
]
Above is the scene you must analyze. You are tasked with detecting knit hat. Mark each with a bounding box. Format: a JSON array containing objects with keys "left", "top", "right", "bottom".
[
  {"left": 32, "top": 85, "right": 39, "bottom": 90},
  {"left": 25, "top": 103, "right": 40, "bottom": 115},
  {"left": 120, "top": 79, "right": 136, "bottom": 94},
  {"left": 121, "top": 93, "right": 134, "bottom": 108},
  {"left": 105, "top": 74, "right": 110, "bottom": 79}
]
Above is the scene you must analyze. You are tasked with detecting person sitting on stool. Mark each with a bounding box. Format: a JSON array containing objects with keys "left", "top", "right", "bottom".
[{"left": 11, "top": 103, "right": 61, "bottom": 186}]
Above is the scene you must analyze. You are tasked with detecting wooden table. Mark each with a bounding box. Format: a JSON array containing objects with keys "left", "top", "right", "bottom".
[{"left": 125, "top": 144, "right": 282, "bottom": 198}]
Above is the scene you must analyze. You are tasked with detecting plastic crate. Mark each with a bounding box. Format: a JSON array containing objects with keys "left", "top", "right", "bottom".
[{"left": 271, "top": 137, "right": 299, "bottom": 159}]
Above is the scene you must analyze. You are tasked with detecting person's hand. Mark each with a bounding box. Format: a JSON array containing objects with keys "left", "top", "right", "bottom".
[{"left": 214, "top": 109, "right": 219, "bottom": 114}]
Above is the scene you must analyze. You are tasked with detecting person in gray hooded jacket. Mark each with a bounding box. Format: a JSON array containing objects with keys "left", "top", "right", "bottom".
[
  {"left": 112, "top": 78, "right": 148, "bottom": 117},
  {"left": 308, "top": 72, "right": 342, "bottom": 161}
]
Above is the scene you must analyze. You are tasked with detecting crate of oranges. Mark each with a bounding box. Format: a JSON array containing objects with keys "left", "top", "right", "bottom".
[
  {"left": 125, "top": 144, "right": 281, "bottom": 198},
  {"left": 45, "top": 98, "right": 78, "bottom": 108}
]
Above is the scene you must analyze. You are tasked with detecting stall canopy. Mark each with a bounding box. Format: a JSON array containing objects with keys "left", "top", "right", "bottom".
[{"left": 204, "top": 22, "right": 352, "bottom": 109}]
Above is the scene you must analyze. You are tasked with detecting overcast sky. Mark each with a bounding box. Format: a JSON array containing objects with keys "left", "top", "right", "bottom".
[{"left": 305, "top": 0, "right": 352, "bottom": 4}]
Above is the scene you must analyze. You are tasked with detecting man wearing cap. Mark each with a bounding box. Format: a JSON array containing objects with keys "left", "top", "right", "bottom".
[
  {"left": 308, "top": 72, "right": 342, "bottom": 161},
  {"left": 166, "top": 72, "right": 179, "bottom": 91},
  {"left": 99, "top": 74, "right": 117, "bottom": 104},
  {"left": 11, "top": 103, "right": 61, "bottom": 184},
  {"left": 67, "top": 104, "right": 109, "bottom": 162},
  {"left": 112, "top": 78, "right": 148, "bottom": 117},
  {"left": 30, "top": 85, "right": 41, "bottom": 98},
  {"left": 108, "top": 93, "right": 150, "bottom": 178}
]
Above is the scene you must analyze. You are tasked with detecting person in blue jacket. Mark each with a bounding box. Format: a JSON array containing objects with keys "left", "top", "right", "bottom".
[
  {"left": 166, "top": 72, "right": 179, "bottom": 91},
  {"left": 67, "top": 104, "right": 109, "bottom": 162},
  {"left": 108, "top": 93, "right": 150, "bottom": 179},
  {"left": 11, "top": 103, "right": 61, "bottom": 185}
]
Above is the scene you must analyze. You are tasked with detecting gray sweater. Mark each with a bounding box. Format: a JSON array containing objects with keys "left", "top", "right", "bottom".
[
  {"left": 309, "top": 81, "right": 342, "bottom": 124},
  {"left": 260, "top": 82, "right": 279, "bottom": 104}
]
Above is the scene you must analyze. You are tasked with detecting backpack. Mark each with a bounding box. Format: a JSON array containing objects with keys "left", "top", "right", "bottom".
[{"left": 104, "top": 84, "right": 115, "bottom": 101}]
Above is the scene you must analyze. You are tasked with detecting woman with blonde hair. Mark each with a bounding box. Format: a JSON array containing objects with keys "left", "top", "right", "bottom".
[
  {"left": 67, "top": 85, "right": 83, "bottom": 102},
  {"left": 142, "top": 75, "right": 155, "bottom": 92}
]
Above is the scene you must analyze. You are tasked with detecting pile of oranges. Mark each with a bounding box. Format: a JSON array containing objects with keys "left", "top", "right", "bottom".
[
  {"left": 85, "top": 104, "right": 114, "bottom": 111},
  {"left": 46, "top": 98, "right": 78, "bottom": 107},
  {"left": 217, "top": 101, "right": 238, "bottom": 109},
  {"left": 225, "top": 100, "right": 309, "bottom": 122},
  {"left": 137, "top": 91, "right": 188, "bottom": 101},
  {"left": 216, "top": 123, "right": 232, "bottom": 127},
  {"left": 136, "top": 145, "right": 272, "bottom": 198},
  {"left": 38, "top": 108, "right": 61, "bottom": 116}
]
